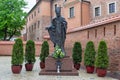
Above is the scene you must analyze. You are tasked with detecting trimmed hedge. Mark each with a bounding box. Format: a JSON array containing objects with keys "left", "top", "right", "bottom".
[
  {"left": 25, "top": 40, "right": 36, "bottom": 63},
  {"left": 95, "top": 40, "right": 109, "bottom": 69},
  {"left": 84, "top": 41, "right": 96, "bottom": 66},
  {"left": 11, "top": 38, "right": 24, "bottom": 65},
  {"left": 40, "top": 41, "right": 49, "bottom": 62},
  {"left": 72, "top": 42, "right": 82, "bottom": 64}
]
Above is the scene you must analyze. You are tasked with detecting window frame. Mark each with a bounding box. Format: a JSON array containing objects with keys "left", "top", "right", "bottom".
[
  {"left": 107, "top": 1, "right": 116, "bottom": 14},
  {"left": 93, "top": 5, "right": 101, "bottom": 17},
  {"left": 69, "top": 7, "right": 74, "bottom": 18}
]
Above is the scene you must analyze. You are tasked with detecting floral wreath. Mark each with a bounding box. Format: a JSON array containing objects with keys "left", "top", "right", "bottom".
[{"left": 53, "top": 45, "right": 65, "bottom": 59}]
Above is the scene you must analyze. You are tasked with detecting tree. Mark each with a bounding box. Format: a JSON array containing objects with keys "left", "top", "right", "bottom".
[{"left": 0, "top": 0, "right": 27, "bottom": 41}]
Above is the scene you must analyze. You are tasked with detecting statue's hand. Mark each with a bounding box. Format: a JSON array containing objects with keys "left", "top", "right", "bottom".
[{"left": 45, "top": 27, "right": 49, "bottom": 30}]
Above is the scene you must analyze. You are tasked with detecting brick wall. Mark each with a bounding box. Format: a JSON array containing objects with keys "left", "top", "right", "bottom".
[
  {"left": 0, "top": 41, "right": 42, "bottom": 56},
  {"left": 66, "top": 21, "right": 120, "bottom": 71}
]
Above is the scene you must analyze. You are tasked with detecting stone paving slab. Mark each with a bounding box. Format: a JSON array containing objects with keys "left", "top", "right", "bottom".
[{"left": 0, "top": 56, "right": 118, "bottom": 80}]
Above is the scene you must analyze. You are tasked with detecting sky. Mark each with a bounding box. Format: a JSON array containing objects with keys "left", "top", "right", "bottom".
[{"left": 24, "top": 0, "right": 36, "bottom": 12}]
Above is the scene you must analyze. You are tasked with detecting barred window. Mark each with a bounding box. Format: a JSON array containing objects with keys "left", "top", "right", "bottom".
[
  {"left": 109, "top": 3, "right": 115, "bottom": 13},
  {"left": 69, "top": 7, "right": 74, "bottom": 18},
  {"left": 95, "top": 7, "right": 100, "bottom": 16}
]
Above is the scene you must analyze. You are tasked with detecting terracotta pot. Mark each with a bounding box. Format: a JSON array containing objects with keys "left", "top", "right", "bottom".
[
  {"left": 11, "top": 65, "right": 22, "bottom": 74},
  {"left": 40, "top": 62, "right": 45, "bottom": 69},
  {"left": 25, "top": 63, "right": 33, "bottom": 71},
  {"left": 86, "top": 66, "right": 94, "bottom": 73},
  {"left": 74, "top": 63, "right": 80, "bottom": 70},
  {"left": 97, "top": 68, "right": 107, "bottom": 77}
]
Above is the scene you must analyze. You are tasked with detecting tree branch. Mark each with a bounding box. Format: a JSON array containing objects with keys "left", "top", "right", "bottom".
[
  {"left": 3, "top": 27, "right": 8, "bottom": 41},
  {"left": 7, "top": 29, "right": 17, "bottom": 41}
]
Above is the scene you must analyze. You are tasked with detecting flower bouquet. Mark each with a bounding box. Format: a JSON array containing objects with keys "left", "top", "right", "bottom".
[{"left": 53, "top": 45, "right": 65, "bottom": 59}]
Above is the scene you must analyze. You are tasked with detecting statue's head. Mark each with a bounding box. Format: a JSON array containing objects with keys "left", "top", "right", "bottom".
[{"left": 55, "top": 7, "right": 61, "bottom": 17}]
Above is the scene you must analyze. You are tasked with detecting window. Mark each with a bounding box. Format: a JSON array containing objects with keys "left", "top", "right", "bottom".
[
  {"left": 38, "top": 21, "right": 40, "bottom": 28},
  {"left": 32, "top": 14, "right": 33, "bottom": 19},
  {"left": 109, "top": 3, "right": 116, "bottom": 13},
  {"left": 95, "top": 7, "right": 100, "bottom": 16},
  {"left": 32, "top": 25, "right": 33, "bottom": 32},
  {"left": 69, "top": 7, "right": 74, "bottom": 18},
  {"left": 37, "top": 37, "right": 39, "bottom": 40}
]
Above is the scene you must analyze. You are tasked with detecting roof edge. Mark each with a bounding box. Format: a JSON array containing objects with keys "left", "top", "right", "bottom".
[
  {"left": 26, "top": 0, "right": 42, "bottom": 17},
  {"left": 68, "top": 15, "right": 120, "bottom": 33}
]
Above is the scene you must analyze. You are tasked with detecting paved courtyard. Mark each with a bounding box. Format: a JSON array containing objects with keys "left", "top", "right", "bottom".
[{"left": 0, "top": 56, "right": 118, "bottom": 80}]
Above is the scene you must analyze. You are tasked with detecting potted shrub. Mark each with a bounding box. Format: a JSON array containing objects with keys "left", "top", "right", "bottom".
[
  {"left": 39, "top": 41, "right": 49, "bottom": 69},
  {"left": 72, "top": 42, "right": 82, "bottom": 70},
  {"left": 25, "top": 40, "right": 36, "bottom": 71},
  {"left": 95, "top": 40, "right": 109, "bottom": 77},
  {"left": 84, "top": 41, "right": 96, "bottom": 73},
  {"left": 11, "top": 38, "right": 24, "bottom": 74}
]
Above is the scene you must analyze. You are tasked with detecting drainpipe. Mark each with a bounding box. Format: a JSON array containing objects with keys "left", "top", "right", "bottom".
[
  {"left": 50, "top": 0, "right": 53, "bottom": 21},
  {"left": 81, "top": 0, "right": 83, "bottom": 26}
]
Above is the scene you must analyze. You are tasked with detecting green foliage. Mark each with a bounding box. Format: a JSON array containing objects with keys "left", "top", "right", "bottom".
[
  {"left": 95, "top": 40, "right": 109, "bottom": 69},
  {"left": 72, "top": 42, "right": 82, "bottom": 64},
  {"left": 25, "top": 40, "right": 36, "bottom": 64},
  {"left": 53, "top": 45, "right": 65, "bottom": 59},
  {"left": 0, "top": 0, "right": 27, "bottom": 40},
  {"left": 11, "top": 38, "right": 24, "bottom": 65},
  {"left": 40, "top": 41, "right": 49, "bottom": 62},
  {"left": 84, "top": 41, "right": 96, "bottom": 66}
]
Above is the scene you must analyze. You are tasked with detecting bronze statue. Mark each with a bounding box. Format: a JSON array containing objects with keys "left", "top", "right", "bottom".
[{"left": 46, "top": 7, "right": 67, "bottom": 55}]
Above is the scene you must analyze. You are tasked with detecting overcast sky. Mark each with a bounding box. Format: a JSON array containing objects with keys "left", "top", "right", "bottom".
[{"left": 24, "top": 0, "right": 36, "bottom": 12}]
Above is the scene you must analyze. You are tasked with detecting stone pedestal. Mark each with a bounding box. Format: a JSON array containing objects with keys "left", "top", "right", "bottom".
[{"left": 39, "top": 56, "right": 78, "bottom": 76}]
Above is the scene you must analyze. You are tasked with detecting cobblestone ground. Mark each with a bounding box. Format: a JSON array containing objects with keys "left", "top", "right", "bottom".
[{"left": 0, "top": 56, "right": 118, "bottom": 80}]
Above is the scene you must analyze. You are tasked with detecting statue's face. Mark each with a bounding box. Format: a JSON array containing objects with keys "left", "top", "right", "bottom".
[
  {"left": 55, "top": 7, "right": 61, "bottom": 17},
  {"left": 56, "top": 11, "right": 60, "bottom": 17}
]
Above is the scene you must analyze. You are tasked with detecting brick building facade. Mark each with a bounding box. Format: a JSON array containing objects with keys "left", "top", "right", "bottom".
[
  {"left": 26, "top": 0, "right": 90, "bottom": 41},
  {"left": 26, "top": 0, "right": 120, "bottom": 71}
]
